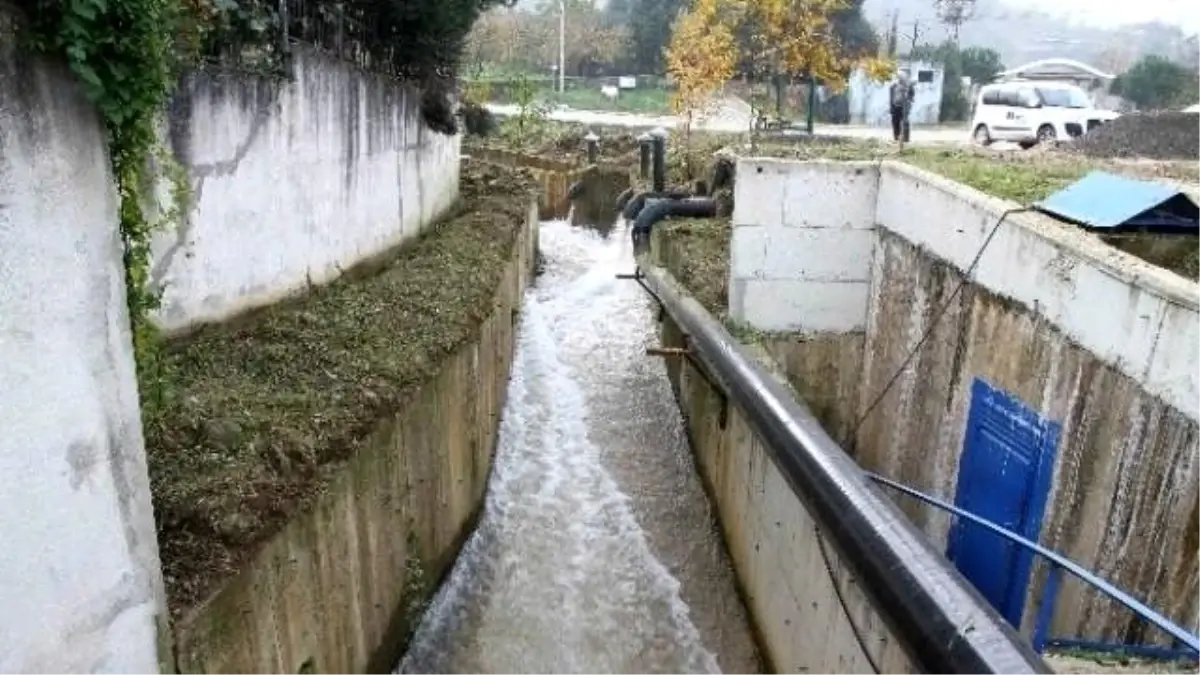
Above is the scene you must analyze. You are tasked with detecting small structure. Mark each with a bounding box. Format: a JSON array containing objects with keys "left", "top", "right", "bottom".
[
  {"left": 1035, "top": 171, "right": 1199, "bottom": 233},
  {"left": 846, "top": 60, "right": 945, "bottom": 127},
  {"left": 995, "top": 58, "right": 1116, "bottom": 106}
]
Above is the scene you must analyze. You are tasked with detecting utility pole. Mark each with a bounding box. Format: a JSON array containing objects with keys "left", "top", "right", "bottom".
[
  {"left": 886, "top": 10, "right": 899, "bottom": 57},
  {"left": 558, "top": 0, "right": 566, "bottom": 93},
  {"left": 896, "top": 18, "right": 924, "bottom": 56}
]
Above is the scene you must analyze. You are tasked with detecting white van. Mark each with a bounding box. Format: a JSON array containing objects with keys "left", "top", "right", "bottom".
[{"left": 970, "top": 80, "right": 1120, "bottom": 148}]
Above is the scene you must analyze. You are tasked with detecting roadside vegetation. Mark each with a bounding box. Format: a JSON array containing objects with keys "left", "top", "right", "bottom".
[{"left": 145, "top": 163, "right": 535, "bottom": 614}]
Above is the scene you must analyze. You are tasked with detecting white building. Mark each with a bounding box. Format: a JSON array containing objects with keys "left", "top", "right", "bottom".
[{"left": 846, "top": 60, "right": 945, "bottom": 127}]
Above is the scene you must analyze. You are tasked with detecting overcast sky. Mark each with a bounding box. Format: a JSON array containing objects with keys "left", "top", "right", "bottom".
[{"left": 996, "top": 0, "right": 1199, "bottom": 34}]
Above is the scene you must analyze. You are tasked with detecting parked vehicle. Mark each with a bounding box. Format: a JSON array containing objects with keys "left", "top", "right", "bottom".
[{"left": 970, "top": 80, "right": 1120, "bottom": 148}]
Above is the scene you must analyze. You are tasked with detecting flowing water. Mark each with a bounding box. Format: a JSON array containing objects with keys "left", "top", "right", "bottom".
[{"left": 397, "top": 218, "right": 761, "bottom": 674}]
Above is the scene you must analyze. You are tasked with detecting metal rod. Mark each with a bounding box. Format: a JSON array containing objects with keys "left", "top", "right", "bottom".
[
  {"left": 650, "top": 128, "right": 667, "bottom": 193},
  {"left": 638, "top": 134, "right": 652, "bottom": 179},
  {"left": 557, "top": 0, "right": 565, "bottom": 94},
  {"left": 1046, "top": 638, "right": 1199, "bottom": 662},
  {"left": 647, "top": 347, "right": 689, "bottom": 357},
  {"left": 585, "top": 131, "right": 599, "bottom": 164},
  {"left": 871, "top": 473, "right": 1200, "bottom": 655},
  {"left": 636, "top": 263, "right": 1050, "bottom": 674}
]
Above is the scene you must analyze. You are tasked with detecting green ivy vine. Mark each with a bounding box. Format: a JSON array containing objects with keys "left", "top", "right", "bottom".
[{"left": 20, "top": 0, "right": 190, "bottom": 404}]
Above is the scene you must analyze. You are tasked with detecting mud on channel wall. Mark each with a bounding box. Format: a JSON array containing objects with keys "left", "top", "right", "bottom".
[{"left": 145, "top": 162, "right": 539, "bottom": 672}]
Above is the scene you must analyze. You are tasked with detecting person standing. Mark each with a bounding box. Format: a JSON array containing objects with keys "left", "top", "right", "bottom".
[{"left": 889, "top": 72, "right": 914, "bottom": 142}]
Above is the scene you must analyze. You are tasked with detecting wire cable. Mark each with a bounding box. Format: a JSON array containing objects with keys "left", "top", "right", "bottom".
[
  {"left": 813, "top": 204, "right": 1031, "bottom": 673},
  {"left": 815, "top": 522, "right": 884, "bottom": 673},
  {"left": 843, "top": 206, "right": 1031, "bottom": 451}
]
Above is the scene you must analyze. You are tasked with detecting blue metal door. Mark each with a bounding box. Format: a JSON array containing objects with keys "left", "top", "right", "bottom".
[{"left": 947, "top": 378, "right": 1061, "bottom": 628}]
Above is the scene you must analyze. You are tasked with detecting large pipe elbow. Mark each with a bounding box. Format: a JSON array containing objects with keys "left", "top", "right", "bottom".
[
  {"left": 615, "top": 186, "right": 635, "bottom": 213},
  {"left": 630, "top": 197, "right": 718, "bottom": 248},
  {"left": 622, "top": 189, "right": 693, "bottom": 221}
]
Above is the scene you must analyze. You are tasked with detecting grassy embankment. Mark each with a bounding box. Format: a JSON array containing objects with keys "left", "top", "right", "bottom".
[{"left": 144, "top": 162, "right": 536, "bottom": 614}]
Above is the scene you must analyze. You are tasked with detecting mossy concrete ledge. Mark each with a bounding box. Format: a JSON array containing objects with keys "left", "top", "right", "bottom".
[{"left": 166, "top": 190, "right": 539, "bottom": 674}]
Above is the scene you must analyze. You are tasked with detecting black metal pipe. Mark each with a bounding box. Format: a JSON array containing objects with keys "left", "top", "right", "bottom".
[
  {"left": 615, "top": 186, "right": 635, "bottom": 213},
  {"left": 622, "top": 189, "right": 692, "bottom": 221},
  {"left": 585, "top": 133, "right": 599, "bottom": 164},
  {"left": 636, "top": 264, "right": 1051, "bottom": 675},
  {"left": 638, "top": 135, "right": 652, "bottom": 179},
  {"left": 632, "top": 197, "right": 716, "bottom": 239},
  {"left": 651, "top": 135, "right": 666, "bottom": 193}
]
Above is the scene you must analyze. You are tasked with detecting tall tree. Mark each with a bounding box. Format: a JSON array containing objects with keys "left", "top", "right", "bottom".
[
  {"left": 958, "top": 46, "right": 1003, "bottom": 85},
  {"left": 1112, "top": 54, "right": 1200, "bottom": 110},
  {"left": 829, "top": 0, "right": 878, "bottom": 59},
  {"left": 665, "top": 0, "right": 737, "bottom": 133},
  {"left": 607, "top": 0, "right": 686, "bottom": 73}
]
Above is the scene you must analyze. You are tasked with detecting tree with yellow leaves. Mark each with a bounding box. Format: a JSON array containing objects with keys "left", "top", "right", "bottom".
[
  {"left": 664, "top": 0, "right": 738, "bottom": 150},
  {"left": 668, "top": 0, "right": 894, "bottom": 144}
]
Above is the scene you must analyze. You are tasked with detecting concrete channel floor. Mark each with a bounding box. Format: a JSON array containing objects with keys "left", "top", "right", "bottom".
[
  {"left": 1046, "top": 653, "right": 1200, "bottom": 674},
  {"left": 397, "top": 218, "right": 761, "bottom": 674}
]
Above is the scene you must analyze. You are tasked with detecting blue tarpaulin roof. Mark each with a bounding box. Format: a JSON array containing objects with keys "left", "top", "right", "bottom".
[{"left": 1034, "top": 171, "right": 1199, "bottom": 233}]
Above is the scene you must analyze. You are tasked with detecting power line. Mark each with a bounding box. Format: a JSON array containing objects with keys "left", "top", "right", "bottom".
[
  {"left": 815, "top": 524, "right": 883, "bottom": 673},
  {"left": 843, "top": 206, "right": 1032, "bottom": 453}
]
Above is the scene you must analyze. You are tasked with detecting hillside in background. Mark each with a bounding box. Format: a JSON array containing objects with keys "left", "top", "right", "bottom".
[
  {"left": 508, "top": 0, "right": 1198, "bottom": 77},
  {"left": 863, "top": 0, "right": 1199, "bottom": 71}
]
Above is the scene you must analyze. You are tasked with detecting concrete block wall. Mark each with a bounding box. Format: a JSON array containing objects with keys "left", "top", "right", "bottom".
[
  {"left": 730, "top": 159, "right": 879, "bottom": 334},
  {"left": 153, "top": 47, "right": 461, "bottom": 333},
  {"left": 0, "top": 45, "right": 167, "bottom": 673},
  {"left": 729, "top": 157, "right": 1200, "bottom": 644}
]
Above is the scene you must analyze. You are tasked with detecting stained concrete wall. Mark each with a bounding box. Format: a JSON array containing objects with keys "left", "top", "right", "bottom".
[
  {"left": 658, "top": 316, "right": 917, "bottom": 674},
  {"left": 153, "top": 48, "right": 461, "bottom": 333},
  {"left": 730, "top": 158, "right": 1199, "bottom": 644},
  {"left": 865, "top": 163, "right": 1199, "bottom": 643},
  {"left": 172, "top": 201, "right": 538, "bottom": 674},
  {"left": 0, "top": 45, "right": 168, "bottom": 673}
]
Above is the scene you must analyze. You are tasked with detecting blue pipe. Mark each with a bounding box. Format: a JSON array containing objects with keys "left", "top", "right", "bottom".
[{"left": 868, "top": 473, "right": 1200, "bottom": 656}]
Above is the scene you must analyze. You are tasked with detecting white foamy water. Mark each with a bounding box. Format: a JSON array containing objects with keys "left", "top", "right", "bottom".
[{"left": 397, "top": 219, "right": 760, "bottom": 675}]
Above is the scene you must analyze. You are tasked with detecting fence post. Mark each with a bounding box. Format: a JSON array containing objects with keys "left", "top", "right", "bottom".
[
  {"left": 650, "top": 126, "right": 668, "bottom": 193},
  {"left": 584, "top": 130, "right": 599, "bottom": 164},
  {"left": 638, "top": 133, "right": 652, "bottom": 180},
  {"left": 1033, "top": 563, "right": 1063, "bottom": 653}
]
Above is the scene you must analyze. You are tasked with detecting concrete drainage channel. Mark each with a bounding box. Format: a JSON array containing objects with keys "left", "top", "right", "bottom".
[{"left": 388, "top": 136, "right": 1199, "bottom": 674}]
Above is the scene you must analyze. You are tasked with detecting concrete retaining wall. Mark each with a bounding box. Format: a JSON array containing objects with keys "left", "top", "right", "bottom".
[
  {"left": 154, "top": 48, "right": 461, "bottom": 333},
  {"left": 658, "top": 318, "right": 917, "bottom": 674},
  {"left": 0, "top": 44, "right": 168, "bottom": 673},
  {"left": 465, "top": 146, "right": 582, "bottom": 220},
  {"left": 730, "top": 158, "right": 1199, "bottom": 644},
  {"left": 729, "top": 160, "right": 876, "bottom": 442},
  {"left": 172, "top": 201, "right": 538, "bottom": 674}
]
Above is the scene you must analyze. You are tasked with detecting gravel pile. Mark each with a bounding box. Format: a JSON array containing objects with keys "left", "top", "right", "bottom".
[{"left": 1073, "top": 112, "right": 1200, "bottom": 161}]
